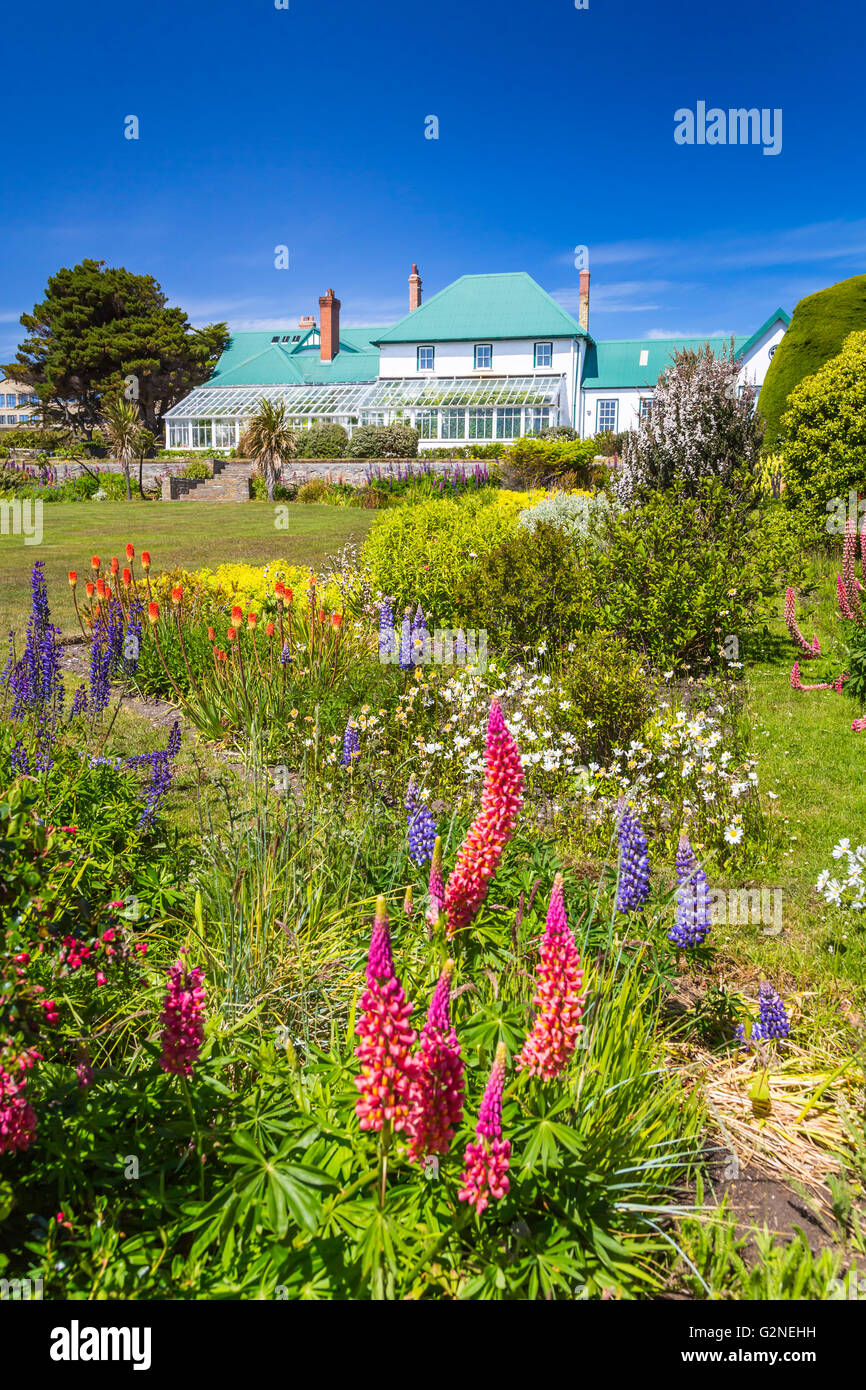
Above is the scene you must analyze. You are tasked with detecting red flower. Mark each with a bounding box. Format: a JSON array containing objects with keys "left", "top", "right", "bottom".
[
  {"left": 96, "top": 577, "right": 106, "bottom": 598},
  {"left": 516, "top": 874, "right": 585, "bottom": 1080},
  {"left": 247, "top": 611, "right": 258, "bottom": 628},
  {"left": 207, "top": 626, "right": 215, "bottom": 642},
  {"left": 91, "top": 556, "right": 100, "bottom": 570},
  {"left": 407, "top": 961, "right": 464, "bottom": 1162},
  {"left": 85, "top": 581, "right": 95, "bottom": 599},
  {"left": 458, "top": 1043, "right": 511, "bottom": 1215},
  {"left": 141, "top": 551, "right": 151, "bottom": 570},
  {"left": 171, "top": 586, "right": 182, "bottom": 605},
  {"left": 227, "top": 627, "right": 237, "bottom": 643},
  {"left": 331, "top": 613, "right": 343, "bottom": 628},
  {"left": 147, "top": 601, "right": 159, "bottom": 625},
  {"left": 230, "top": 605, "right": 243, "bottom": 628},
  {"left": 68, "top": 570, "right": 77, "bottom": 587},
  {"left": 110, "top": 557, "right": 119, "bottom": 575},
  {"left": 126, "top": 543, "right": 135, "bottom": 560},
  {"left": 122, "top": 567, "right": 132, "bottom": 588}
]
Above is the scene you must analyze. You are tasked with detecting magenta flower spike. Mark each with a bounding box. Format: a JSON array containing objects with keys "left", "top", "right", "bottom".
[
  {"left": 784, "top": 587, "right": 820, "bottom": 659},
  {"left": 159, "top": 958, "right": 206, "bottom": 1076},
  {"left": 426, "top": 835, "right": 445, "bottom": 930},
  {"left": 354, "top": 896, "right": 419, "bottom": 1134},
  {"left": 838, "top": 572, "right": 857, "bottom": 621},
  {"left": 516, "top": 874, "right": 585, "bottom": 1080},
  {"left": 458, "top": 1042, "right": 511, "bottom": 1215},
  {"left": 407, "top": 960, "right": 465, "bottom": 1162}
]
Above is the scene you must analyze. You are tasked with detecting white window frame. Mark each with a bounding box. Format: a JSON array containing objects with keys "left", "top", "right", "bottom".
[
  {"left": 417, "top": 345, "right": 435, "bottom": 372},
  {"left": 596, "top": 399, "right": 618, "bottom": 433},
  {"left": 474, "top": 343, "right": 493, "bottom": 370},
  {"left": 533, "top": 342, "right": 553, "bottom": 369}
]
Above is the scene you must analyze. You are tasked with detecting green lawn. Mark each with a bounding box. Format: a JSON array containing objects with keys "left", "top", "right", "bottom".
[{"left": 0, "top": 501, "right": 374, "bottom": 636}]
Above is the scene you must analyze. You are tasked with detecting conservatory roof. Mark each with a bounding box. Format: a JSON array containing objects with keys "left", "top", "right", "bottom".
[{"left": 165, "top": 375, "right": 566, "bottom": 420}]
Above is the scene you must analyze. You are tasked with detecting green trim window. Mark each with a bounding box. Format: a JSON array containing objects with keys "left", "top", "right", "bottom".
[
  {"left": 496, "top": 407, "right": 522, "bottom": 439},
  {"left": 440, "top": 409, "right": 465, "bottom": 440},
  {"left": 534, "top": 342, "right": 553, "bottom": 369},
  {"left": 417, "top": 346, "right": 435, "bottom": 371},
  {"left": 469, "top": 409, "right": 494, "bottom": 440},
  {"left": 416, "top": 409, "right": 438, "bottom": 439},
  {"left": 474, "top": 343, "right": 493, "bottom": 370},
  {"left": 596, "top": 399, "right": 618, "bottom": 433}
]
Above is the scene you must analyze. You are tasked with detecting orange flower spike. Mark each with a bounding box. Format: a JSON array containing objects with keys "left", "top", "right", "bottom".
[
  {"left": 318, "top": 608, "right": 326, "bottom": 624},
  {"left": 122, "top": 568, "right": 132, "bottom": 588},
  {"left": 171, "top": 586, "right": 183, "bottom": 606},
  {"left": 125, "top": 543, "right": 135, "bottom": 561},
  {"left": 68, "top": 570, "right": 77, "bottom": 588},
  {"left": 285, "top": 588, "right": 293, "bottom": 603},
  {"left": 230, "top": 605, "right": 243, "bottom": 628},
  {"left": 331, "top": 613, "right": 343, "bottom": 629},
  {"left": 147, "top": 601, "right": 160, "bottom": 625},
  {"left": 274, "top": 581, "right": 285, "bottom": 601},
  {"left": 247, "top": 612, "right": 258, "bottom": 629},
  {"left": 265, "top": 621, "right": 275, "bottom": 637},
  {"left": 227, "top": 627, "right": 237, "bottom": 643},
  {"left": 96, "top": 577, "right": 106, "bottom": 599},
  {"left": 207, "top": 626, "right": 215, "bottom": 643},
  {"left": 141, "top": 551, "right": 151, "bottom": 571},
  {"left": 91, "top": 556, "right": 100, "bottom": 571},
  {"left": 85, "top": 582, "right": 95, "bottom": 600},
  {"left": 110, "top": 557, "right": 119, "bottom": 576}
]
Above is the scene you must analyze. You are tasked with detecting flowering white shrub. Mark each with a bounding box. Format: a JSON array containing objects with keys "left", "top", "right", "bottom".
[
  {"left": 816, "top": 841, "right": 866, "bottom": 910},
  {"left": 616, "top": 343, "right": 764, "bottom": 505},
  {"left": 517, "top": 490, "right": 616, "bottom": 541}
]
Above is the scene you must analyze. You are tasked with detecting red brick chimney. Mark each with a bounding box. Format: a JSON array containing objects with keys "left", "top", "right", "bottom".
[
  {"left": 578, "top": 270, "right": 590, "bottom": 332},
  {"left": 409, "top": 264, "right": 422, "bottom": 312},
  {"left": 299, "top": 314, "right": 315, "bottom": 331},
  {"left": 318, "top": 289, "right": 341, "bottom": 362}
]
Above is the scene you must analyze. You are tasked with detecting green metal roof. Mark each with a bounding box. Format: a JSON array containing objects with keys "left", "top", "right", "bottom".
[
  {"left": 372, "top": 273, "right": 589, "bottom": 345},
  {"left": 209, "top": 328, "right": 380, "bottom": 386},
  {"left": 581, "top": 335, "right": 750, "bottom": 391}
]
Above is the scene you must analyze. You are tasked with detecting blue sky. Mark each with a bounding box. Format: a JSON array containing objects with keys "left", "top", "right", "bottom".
[{"left": 2, "top": 0, "right": 865, "bottom": 361}]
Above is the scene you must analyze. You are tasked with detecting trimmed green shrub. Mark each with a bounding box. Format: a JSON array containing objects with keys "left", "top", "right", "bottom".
[
  {"left": 345, "top": 423, "right": 419, "bottom": 459},
  {"left": 362, "top": 493, "right": 527, "bottom": 618},
  {"left": 760, "top": 275, "right": 866, "bottom": 448},
  {"left": 295, "top": 422, "right": 348, "bottom": 458},
  {"left": 502, "top": 435, "right": 598, "bottom": 485},
  {"left": 780, "top": 329, "right": 866, "bottom": 529}
]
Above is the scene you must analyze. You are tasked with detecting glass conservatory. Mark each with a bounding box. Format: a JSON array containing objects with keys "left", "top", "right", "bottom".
[{"left": 163, "top": 375, "right": 566, "bottom": 450}]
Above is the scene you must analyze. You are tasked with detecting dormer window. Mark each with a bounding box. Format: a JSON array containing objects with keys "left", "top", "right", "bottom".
[
  {"left": 271, "top": 336, "right": 280, "bottom": 343},
  {"left": 474, "top": 343, "right": 493, "bottom": 370},
  {"left": 417, "top": 346, "right": 435, "bottom": 371}
]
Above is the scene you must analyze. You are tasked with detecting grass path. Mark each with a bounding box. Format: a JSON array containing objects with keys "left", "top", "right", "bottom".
[{"left": 0, "top": 501, "right": 374, "bottom": 637}]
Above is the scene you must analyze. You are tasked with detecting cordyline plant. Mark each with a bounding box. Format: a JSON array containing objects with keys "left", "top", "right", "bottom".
[{"left": 616, "top": 341, "right": 764, "bottom": 505}]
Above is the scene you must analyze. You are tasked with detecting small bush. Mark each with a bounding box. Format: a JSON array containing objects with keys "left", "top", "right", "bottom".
[
  {"left": 295, "top": 423, "right": 348, "bottom": 459},
  {"left": 297, "top": 478, "right": 329, "bottom": 503},
  {"left": 501, "top": 436, "right": 598, "bottom": 486},
  {"left": 182, "top": 459, "right": 213, "bottom": 480},
  {"left": 556, "top": 631, "right": 652, "bottom": 761},
  {"left": 518, "top": 490, "right": 615, "bottom": 541},
  {"left": 344, "top": 424, "right": 419, "bottom": 459},
  {"left": 455, "top": 521, "right": 592, "bottom": 651},
  {"left": 592, "top": 429, "right": 630, "bottom": 458}
]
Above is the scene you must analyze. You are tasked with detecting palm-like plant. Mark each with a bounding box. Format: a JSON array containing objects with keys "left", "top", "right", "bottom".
[
  {"left": 102, "top": 394, "right": 143, "bottom": 502},
  {"left": 245, "top": 399, "right": 296, "bottom": 501}
]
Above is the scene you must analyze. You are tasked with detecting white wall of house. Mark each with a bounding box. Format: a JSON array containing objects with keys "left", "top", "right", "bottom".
[
  {"left": 0, "top": 378, "right": 40, "bottom": 429},
  {"left": 579, "top": 389, "right": 650, "bottom": 438},
  {"left": 737, "top": 321, "right": 786, "bottom": 389}
]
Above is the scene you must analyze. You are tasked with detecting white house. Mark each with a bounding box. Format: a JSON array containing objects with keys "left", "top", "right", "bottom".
[{"left": 164, "top": 266, "right": 788, "bottom": 451}]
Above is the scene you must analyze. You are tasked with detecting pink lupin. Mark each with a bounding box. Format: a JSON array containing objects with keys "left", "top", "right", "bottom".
[
  {"left": 458, "top": 1042, "right": 511, "bottom": 1215},
  {"left": 406, "top": 960, "right": 465, "bottom": 1162}
]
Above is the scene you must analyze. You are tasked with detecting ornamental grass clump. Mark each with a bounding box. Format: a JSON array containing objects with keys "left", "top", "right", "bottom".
[
  {"left": 444, "top": 701, "right": 524, "bottom": 937},
  {"left": 516, "top": 874, "right": 585, "bottom": 1080}
]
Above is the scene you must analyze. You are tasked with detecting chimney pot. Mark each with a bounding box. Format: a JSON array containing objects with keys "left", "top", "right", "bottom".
[
  {"left": 578, "top": 270, "right": 590, "bottom": 333},
  {"left": 318, "top": 289, "right": 341, "bottom": 362},
  {"left": 409, "top": 264, "right": 422, "bottom": 312}
]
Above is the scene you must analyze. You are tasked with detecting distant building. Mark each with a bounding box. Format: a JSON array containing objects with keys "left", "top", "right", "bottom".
[
  {"left": 0, "top": 377, "right": 41, "bottom": 431},
  {"left": 165, "top": 267, "right": 789, "bottom": 451}
]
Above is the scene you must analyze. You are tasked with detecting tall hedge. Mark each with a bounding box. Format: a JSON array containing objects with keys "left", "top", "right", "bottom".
[
  {"left": 759, "top": 275, "right": 866, "bottom": 448},
  {"left": 780, "top": 329, "right": 866, "bottom": 528}
]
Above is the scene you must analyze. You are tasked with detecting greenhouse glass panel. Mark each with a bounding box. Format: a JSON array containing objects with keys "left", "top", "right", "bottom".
[
  {"left": 440, "top": 409, "right": 465, "bottom": 440},
  {"left": 416, "top": 409, "right": 437, "bottom": 439},
  {"left": 496, "top": 408, "right": 522, "bottom": 439},
  {"left": 468, "top": 410, "right": 493, "bottom": 440}
]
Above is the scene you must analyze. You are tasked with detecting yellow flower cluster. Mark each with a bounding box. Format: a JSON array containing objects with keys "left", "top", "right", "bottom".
[{"left": 188, "top": 561, "right": 343, "bottom": 613}]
